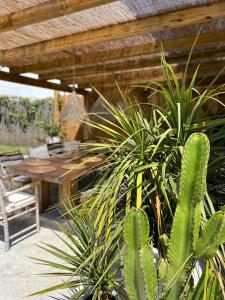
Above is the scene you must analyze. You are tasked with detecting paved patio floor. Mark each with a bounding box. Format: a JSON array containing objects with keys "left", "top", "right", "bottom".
[{"left": 0, "top": 211, "right": 70, "bottom": 300}]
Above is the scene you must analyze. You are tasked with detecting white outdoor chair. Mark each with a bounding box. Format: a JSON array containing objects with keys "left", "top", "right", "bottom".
[
  {"left": 28, "top": 144, "right": 49, "bottom": 158},
  {"left": 0, "top": 155, "right": 31, "bottom": 188},
  {"left": 0, "top": 179, "right": 40, "bottom": 251},
  {"left": 47, "top": 143, "right": 64, "bottom": 155},
  {"left": 63, "top": 141, "right": 80, "bottom": 153}
]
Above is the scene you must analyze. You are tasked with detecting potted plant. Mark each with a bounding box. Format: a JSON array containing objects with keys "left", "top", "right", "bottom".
[{"left": 40, "top": 120, "right": 63, "bottom": 144}]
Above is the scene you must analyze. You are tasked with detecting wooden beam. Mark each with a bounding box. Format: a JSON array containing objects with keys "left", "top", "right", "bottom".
[
  {"left": 0, "top": 71, "right": 86, "bottom": 94},
  {"left": 39, "top": 56, "right": 161, "bottom": 79},
  {"left": 10, "top": 30, "right": 225, "bottom": 74},
  {"left": 0, "top": 0, "right": 115, "bottom": 33},
  {"left": 39, "top": 47, "right": 225, "bottom": 80},
  {"left": 64, "top": 60, "right": 225, "bottom": 87},
  {"left": 2, "top": 1, "right": 225, "bottom": 61}
]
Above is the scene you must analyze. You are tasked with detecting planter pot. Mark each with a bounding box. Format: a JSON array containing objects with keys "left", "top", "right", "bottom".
[{"left": 46, "top": 136, "right": 61, "bottom": 144}]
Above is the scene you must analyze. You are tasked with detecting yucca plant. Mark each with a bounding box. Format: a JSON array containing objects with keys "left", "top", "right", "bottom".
[
  {"left": 78, "top": 39, "right": 225, "bottom": 249},
  {"left": 81, "top": 93, "right": 177, "bottom": 242},
  {"left": 80, "top": 81, "right": 225, "bottom": 242},
  {"left": 123, "top": 133, "right": 225, "bottom": 300},
  {"left": 31, "top": 206, "right": 125, "bottom": 300},
  {"left": 147, "top": 36, "right": 225, "bottom": 145},
  {"left": 146, "top": 42, "right": 225, "bottom": 211}
]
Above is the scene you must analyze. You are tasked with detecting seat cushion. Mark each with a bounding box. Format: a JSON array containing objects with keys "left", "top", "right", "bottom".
[
  {"left": 5, "top": 192, "right": 35, "bottom": 214},
  {"left": 63, "top": 141, "right": 80, "bottom": 153},
  {"left": 13, "top": 176, "right": 31, "bottom": 184},
  {"left": 28, "top": 144, "right": 49, "bottom": 158},
  {"left": 7, "top": 192, "right": 34, "bottom": 204}
]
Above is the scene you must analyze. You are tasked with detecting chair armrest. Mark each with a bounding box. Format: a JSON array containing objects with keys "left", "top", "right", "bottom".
[
  {"left": 0, "top": 174, "right": 12, "bottom": 179},
  {"left": 5, "top": 181, "right": 40, "bottom": 196}
]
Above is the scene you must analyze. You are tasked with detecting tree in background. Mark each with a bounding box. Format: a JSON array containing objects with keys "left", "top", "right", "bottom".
[{"left": 0, "top": 95, "right": 53, "bottom": 146}]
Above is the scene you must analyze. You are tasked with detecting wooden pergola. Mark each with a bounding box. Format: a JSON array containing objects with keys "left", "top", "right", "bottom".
[{"left": 0, "top": 0, "right": 225, "bottom": 94}]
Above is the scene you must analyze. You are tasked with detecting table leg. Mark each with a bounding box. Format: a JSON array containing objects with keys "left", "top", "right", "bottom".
[
  {"left": 32, "top": 179, "right": 50, "bottom": 212},
  {"left": 58, "top": 179, "right": 78, "bottom": 205}
]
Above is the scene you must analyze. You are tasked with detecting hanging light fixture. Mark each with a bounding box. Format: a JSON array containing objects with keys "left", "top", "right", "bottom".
[
  {"left": 60, "top": 49, "right": 87, "bottom": 122},
  {"left": 90, "top": 61, "right": 113, "bottom": 122}
]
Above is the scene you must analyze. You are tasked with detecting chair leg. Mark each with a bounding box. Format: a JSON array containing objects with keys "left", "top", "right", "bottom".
[
  {"left": 34, "top": 185, "right": 40, "bottom": 233},
  {"left": 3, "top": 220, "right": 10, "bottom": 251},
  {"left": 36, "top": 206, "right": 40, "bottom": 233},
  {"left": 35, "top": 202, "right": 40, "bottom": 234}
]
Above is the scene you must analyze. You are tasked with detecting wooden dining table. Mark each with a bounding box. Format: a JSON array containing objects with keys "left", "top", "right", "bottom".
[{"left": 7, "top": 152, "right": 104, "bottom": 212}]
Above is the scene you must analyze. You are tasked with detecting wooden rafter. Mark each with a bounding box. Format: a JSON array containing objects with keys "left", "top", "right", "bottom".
[
  {"left": 10, "top": 31, "right": 225, "bottom": 75},
  {"left": 39, "top": 56, "right": 161, "bottom": 79},
  {"left": 0, "top": 71, "right": 86, "bottom": 94},
  {"left": 39, "top": 47, "right": 225, "bottom": 80},
  {"left": 1, "top": 1, "right": 225, "bottom": 61},
  {"left": 0, "top": 0, "right": 116, "bottom": 33},
  {"left": 63, "top": 60, "right": 225, "bottom": 87}
]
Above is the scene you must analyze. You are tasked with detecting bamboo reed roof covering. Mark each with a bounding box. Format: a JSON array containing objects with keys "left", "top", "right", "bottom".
[{"left": 0, "top": 0, "right": 224, "bottom": 93}]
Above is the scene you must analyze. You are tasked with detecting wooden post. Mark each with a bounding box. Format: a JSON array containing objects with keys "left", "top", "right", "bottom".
[{"left": 53, "top": 91, "right": 60, "bottom": 122}]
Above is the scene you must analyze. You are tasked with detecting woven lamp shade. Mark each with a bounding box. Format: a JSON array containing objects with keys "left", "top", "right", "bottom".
[
  {"left": 90, "top": 96, "right": 114, "bottom": 122},
  {"left": 60, "top": 91, "right": 87, "bottom": 122}
]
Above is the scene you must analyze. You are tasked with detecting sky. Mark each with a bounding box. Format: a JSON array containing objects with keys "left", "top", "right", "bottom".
[{"left": 0, "top": 80, "right": 54, "bottom": 99}]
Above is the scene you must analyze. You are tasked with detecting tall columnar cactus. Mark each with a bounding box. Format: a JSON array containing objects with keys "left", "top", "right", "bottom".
[
  {"left": 123, "top": 209, "right": 158, "bottom": 300},
  {"left": 123, "top": 133, "right": 225, "bottom": 300},
  {"left": 165, "top": 132, "right": 210, "bottom": 299}
]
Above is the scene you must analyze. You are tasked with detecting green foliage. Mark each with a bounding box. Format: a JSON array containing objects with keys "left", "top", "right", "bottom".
[
  {"left": 82, "top": 74, "right": 225, "bottom": 244},
  {"left": 0, "top": 95, "right": 53, "bottom": 132},
  {"left": 31, "top": 205, "right": 125, "bottom": 299},
  {"left": 78, "top": 40, "right": 225, "bottom": 253},
  {"left": 33, "top": 40, "right": 225, "bottom": 300},
  {"left": 123, "top": 134, "right": 225, "bottom": 300},
  {"left": 40, "top": 120, "right": 62, "bottom": 137},
  {"left": 194, "top": 208, "right": 225, "bottom": 259},
  {"left": 123, "top": 209, "right": 157, "bottom": 300},
  {"left": 165, "top": 133, "right": 209, "bottom": 299},
  {"left": 57, "top": 93, "right": 64, "bottom": 112},
  {"left": 147, "top": 42, "right": 225, "bottom": 146},
  {"left": 0, "top": 144, "right": 27, "bottom": 155},
  {"left": 83, "top": 92, "right": 176, "bottom": 241}
]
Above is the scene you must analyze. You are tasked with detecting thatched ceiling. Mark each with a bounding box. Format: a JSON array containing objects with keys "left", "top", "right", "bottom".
[{"left": 0, "top": 0, "right": 224, "bottom": 93}]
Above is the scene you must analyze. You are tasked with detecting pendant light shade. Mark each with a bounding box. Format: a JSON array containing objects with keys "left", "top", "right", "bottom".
[
  {"left": 89, "top": 96, "right": 110, "bottom": 121},
  {"left": 60, "top": 90, "right": 87, "bottom": 122},
  {"left": 59, "top": 49, "right": 88, "bottom": 122}
]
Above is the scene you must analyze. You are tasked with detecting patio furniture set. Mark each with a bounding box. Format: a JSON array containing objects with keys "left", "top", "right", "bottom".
[{"left": 0, "top": 141, "right": 103, "bottom": 251}]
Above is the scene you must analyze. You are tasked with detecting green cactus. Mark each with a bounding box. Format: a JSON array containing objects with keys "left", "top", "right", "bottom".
[
  {"left": 123, "top": 209, "right": 158, "bottom": 300},
  {"left": 123, "top": 133, "right": 225, "bottom": 300},
  {"left": 194, "top": 208, "right": 225, "bottom": 259},
  {"left": 165, "top": 133, "right": 210, "bottom": 299}
]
